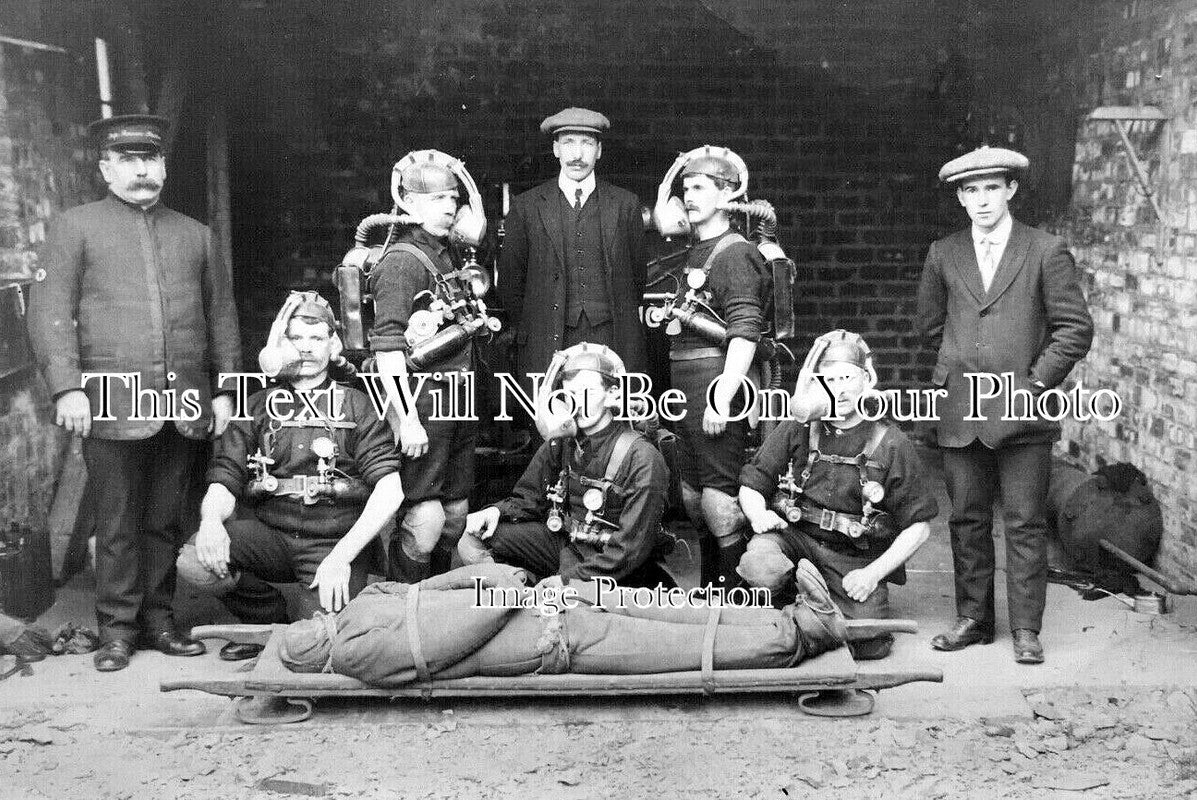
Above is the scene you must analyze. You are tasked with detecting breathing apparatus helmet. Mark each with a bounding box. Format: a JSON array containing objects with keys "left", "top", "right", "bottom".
[
  {"left": 534, "top": 342, "right": 627, "bottom": 440},
  {"left": 391, "top": 149, "right": 487, "bottom": 248},
  {"left": 652, "top": 145, "right": 750, "bottom": 237},
  {"left": 789, "top": 329, "right": 879, "bottom": 423},
  {"left": 258, "top": 291, "right": 345, "bottom": 379}
]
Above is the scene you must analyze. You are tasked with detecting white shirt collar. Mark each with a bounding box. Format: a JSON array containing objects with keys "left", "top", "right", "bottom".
[
  {"left": 558, "top": 172, "right": 597, "bottom": 205},
  {"left": 972, "top": 212, "right": 1013, "bottom": 246}
]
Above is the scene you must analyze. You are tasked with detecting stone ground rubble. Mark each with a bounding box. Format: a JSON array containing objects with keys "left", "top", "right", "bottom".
[{"left": 1, "top": 687, "right": 1195, "bottom": 799}]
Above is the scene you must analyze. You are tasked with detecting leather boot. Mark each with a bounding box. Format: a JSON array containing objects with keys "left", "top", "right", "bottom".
[
  {"left": 429, "top": 542, "right": 454, "bottom": 578},
  {"left": 388, "top": 545, "right": 431, "bottom": 584},
  {"left": 698, "top": 534, "right": 720, "bottom": 589},
  {"left": 790, "top": 559, "right": 847, "bottom": 657},
  {"left": 712, "top": 538, "right": 747, "bottom": 591}
]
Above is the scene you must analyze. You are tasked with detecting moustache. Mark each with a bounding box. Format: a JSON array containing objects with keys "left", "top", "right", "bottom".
[
  {"left": 130, "top": 181, "right": 161, "bottom": 191},
  {"left": 567, "top": 161, "right": 588, "bottom": 167}
]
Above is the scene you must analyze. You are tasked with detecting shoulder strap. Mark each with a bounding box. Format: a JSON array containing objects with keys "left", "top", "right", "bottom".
[
  {"left": 388, "top": 242, "right": 442, "bottom": 281},
  {"left": 604, "top": 429, "right": 641, "bottom": 482},
  {"left": 862, "top": 422, "right": 890, "bottom": 460},
  {"left": 698, "top": 232, "right": 748, "bottom": 277}
]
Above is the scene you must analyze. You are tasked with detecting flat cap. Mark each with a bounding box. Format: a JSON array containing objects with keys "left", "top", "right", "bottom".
[
  {"left": 88, "top": 114, "right": 169, "bottom": 152},
  {"left": 540, "top": 107, "right": 610, "bottom": 137},
  {"left": 938, "top": 145, "right": 1029, "bottom": 183}
]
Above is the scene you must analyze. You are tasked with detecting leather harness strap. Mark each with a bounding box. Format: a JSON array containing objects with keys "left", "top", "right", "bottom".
[
  {"left": 405, "top": 583, "right": 432, "bottom": 689},
  {"left": 700, "top": 602, "right": 722, "bottom": 695},
  {"left": 603, "top": 429, "right": 639, "bottom": 483}
]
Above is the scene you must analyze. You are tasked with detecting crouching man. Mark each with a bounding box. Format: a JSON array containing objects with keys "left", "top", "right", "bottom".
[
  {"left": 177, "top": 293, "right": 402, "bottom": 660},
  {"left": 736, "top": 331, "right": 938, "bottom": 659},
  {"left": 458, "top": 343, "right": 674, "bottom": 588}
]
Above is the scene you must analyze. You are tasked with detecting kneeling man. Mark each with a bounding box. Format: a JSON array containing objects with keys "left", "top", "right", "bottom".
[
  {"left": 458, "top": 343, "right": 673, "bottom": 588},
  {"left": 178, "top": 293, "right": 402, "bottom": 659},
  {"left": 737, "top": 331, "right": 938, "bottom": 659}
]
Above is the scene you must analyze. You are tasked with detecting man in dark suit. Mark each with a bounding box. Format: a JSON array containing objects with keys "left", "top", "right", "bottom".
[
  {"left": 27, "top": 115, "right": 242, "bottom": 671},
  {"left": 916, "top": 146, "right": 1093, "bottom": 665},
  {"left": 498, "top": 107, "right": 647, "bottom": 383}
]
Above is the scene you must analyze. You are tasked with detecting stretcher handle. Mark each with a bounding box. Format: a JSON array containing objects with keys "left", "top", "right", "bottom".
[
  {"left": 1099, "top": 540, "right": 1197, "bottom": 595},
  {"left": 844, "top": 619, "right": 917, "bottom": 640},
  {"left": 189, "top": 624, "right": 275, "bottom": 645}
]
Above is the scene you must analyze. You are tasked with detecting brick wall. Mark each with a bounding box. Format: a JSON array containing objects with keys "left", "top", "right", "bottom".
[
  {"left": 0, "top": 18, "right": 101, "bottom": 539},
  {"left": 1060, "top": 0, "right": 1197, "bottom": 584},
  {"left": 216, "top": 0, "right": 969, "bottom": 388}
]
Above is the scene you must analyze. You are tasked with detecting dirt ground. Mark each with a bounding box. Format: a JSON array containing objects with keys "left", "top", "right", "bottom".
[{"left": 2, "top": 685, "right": 1195, "bottom": 799}]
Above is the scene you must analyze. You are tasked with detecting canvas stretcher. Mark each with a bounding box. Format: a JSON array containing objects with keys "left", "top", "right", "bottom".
[{"left": 160, "top": 620, "right": 943, "bottom": 723}]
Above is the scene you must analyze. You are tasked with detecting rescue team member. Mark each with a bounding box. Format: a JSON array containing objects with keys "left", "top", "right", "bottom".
[
  {"left": 276, "top": 562, "right": 847, "bottom": 684},
  {"left": 498, "top": 107, "right": 648, "bottom": 381},
  {"left": 736, "top": 331, "right": 938, "bottom": 660},
  {"left": 368, "top": 151, "right": 478, "bottom": 583},
  {"left": 27, "top": 115, "right": 242, "bottom": 672},
  {"left": 176, "top": 294, "right": 401, "bottom": 661},
  {"left": 457, "top": 343, "right": 674, "bottom": 588},
  {"left": 917, "top": 146, "right": 1093, "bottom": 664},
  {"left": 663, "top": 147, "right": 772, "bottom": 591}
]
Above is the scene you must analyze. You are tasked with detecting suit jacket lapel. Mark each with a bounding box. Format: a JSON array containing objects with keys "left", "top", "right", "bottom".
[
  {"left": 596, "top": 180, "right": 620, "bottom": 258},
  {"left": 536, "top": 181, "right": 565, "bottom": 268},
  {"left": 949, "top": 230, "right": 986, "bottom": 305},
  {"left": 980, "top": 220, "right": 1031, "bottom": 309}
]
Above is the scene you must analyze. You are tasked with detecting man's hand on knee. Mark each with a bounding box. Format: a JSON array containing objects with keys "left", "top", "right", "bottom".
[
  {"left": 463, "top": 506, "right": 500, "bottom": 541},
  {"left": 747, "top": 510, "right": 787, "bottom": 535},
  {"left": 195, "top": 519, "right": 231, "bottom": 578},
  {"left": 842, "top": 567, "right": 880, "bottom": 603}
]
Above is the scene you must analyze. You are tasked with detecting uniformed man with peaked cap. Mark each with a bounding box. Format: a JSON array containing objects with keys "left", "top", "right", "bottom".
[{"left": 27, "top": 114, "right": 242, "bottom": 671}]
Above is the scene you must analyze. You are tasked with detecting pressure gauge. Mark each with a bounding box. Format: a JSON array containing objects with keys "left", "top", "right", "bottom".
[
  {"left": 312, "top": 437, "right": 337, "bottom": 460},
  {"left": 582, "top": 488, "right": 605, "bottom": 512},
  {"left": 686, "top": 270, "right": 706, "bottom": 290},
  {"left": 861, "top": 480, "right": 885, "bottom": 504}
]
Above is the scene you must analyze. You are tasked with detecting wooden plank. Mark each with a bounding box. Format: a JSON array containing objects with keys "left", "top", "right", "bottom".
[
  {"left": 1088, "top": 105, "right": 1167, "bottom": 121},
  {"left": 46, "top": 439, "right": 87, "bottom": 579},
  {"left": 190, "top": 624, "right": 275, "bottom": 646}
]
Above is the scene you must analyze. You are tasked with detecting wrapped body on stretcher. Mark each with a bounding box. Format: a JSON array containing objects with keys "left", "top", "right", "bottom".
[{"left": 277, "top": 563, "right": 850, "bottom": 687}]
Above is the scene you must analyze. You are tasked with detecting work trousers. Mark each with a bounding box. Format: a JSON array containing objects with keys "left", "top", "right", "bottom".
[
  {"left": 183, "top": 517, "right": 373, "bottom": 624},
  {"left": 82, "top": 425, "right": 207, "bottom": 642},
  {"left": 942, "top": 440, "right": 1051, "bottom": 632}
]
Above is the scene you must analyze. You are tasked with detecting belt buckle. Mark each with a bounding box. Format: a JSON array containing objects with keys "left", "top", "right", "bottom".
[
  {"left": 819, "top": 508, "right": 836, "bottom": 531},
  {"left": 300, "top": 475, "right": 319, "bottom": 505}
]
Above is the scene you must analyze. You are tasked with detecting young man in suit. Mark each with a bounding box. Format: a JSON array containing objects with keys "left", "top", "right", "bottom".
[
  {"left": 916, "top": 146, "right": 1093, "bottom": 664},
  {"left": 498, "top": 107, "right": 648, "bottom": 382}
]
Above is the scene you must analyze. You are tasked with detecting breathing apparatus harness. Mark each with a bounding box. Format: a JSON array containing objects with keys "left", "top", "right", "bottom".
[
  {"left": 532, "top": 342, "right": 667, "bottom": 550},
  {"left": 545, "top": 427, "right": 640, "bottom": 547},
  {"left": 642, "top": 145, "right": 796, "bottom": 391},
  {"left": 774, "top": 329, "right": 894, "bottom": 549},
  {"left": 333, "top": 150, "right": 500, "bottom": 363},
  {"left": 245, "top": 388, "right": 371, "bottom": 506},
  {"left": 773, "top": 421, "right": 894, "bottom": 550}
]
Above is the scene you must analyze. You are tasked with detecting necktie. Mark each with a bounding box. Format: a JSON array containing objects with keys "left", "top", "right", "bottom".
[
  {"left": 979, "top": 237, "right": 997, "bottom": 292},
  {"left": 574, "top": 187, "right": 584, "bottom": 210}
]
